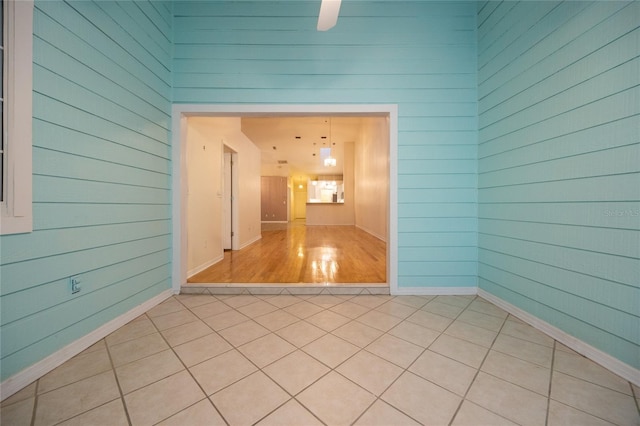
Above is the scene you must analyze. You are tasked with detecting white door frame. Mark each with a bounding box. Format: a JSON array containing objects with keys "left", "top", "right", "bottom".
[
  {"left": 222, "top": 147, "right": 239, "bottom": 251},
  {"left": 171, "top": 104, "right": 398, "bottom": 294}
]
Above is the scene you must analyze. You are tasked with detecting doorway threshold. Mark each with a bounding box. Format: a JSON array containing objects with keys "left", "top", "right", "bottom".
[{"left": 181, "top": 282, "right": 389, "bottom": 296}]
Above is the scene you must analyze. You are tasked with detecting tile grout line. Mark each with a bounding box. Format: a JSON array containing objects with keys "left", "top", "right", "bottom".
[
  {"left": 117, "top": 297, "right": 217, "bottom": 423},
  {"left": 255, "top": 295, "right": 396, "bottom": 424},
  {"left": 10, "top": 295, "right": 445, "bottom": 425},
  {"left": 425, "top": 295, "right": 486, "bottom": 426},
  {"left": 181, "top": 293, "right": 335, "bottom": 425},
  {"left": 348, "top": 295, "right": 470, "bottom": 426},
  {"left": 447, "top": 303, "right": 512, "bottom": 425},
  {"left": 29, "top": 377, "right": 39, "bottom": 426},
  {"left": 30, "top": 341, "right": 134, "bottom": 426},
  {"left": 290, "top": 296, "right": 390, "bottom": 426},
  {"left": 142, "top": 296, "right": 232, "bottom": 425},
  {"left": 375, "top": 295, "right": 482, "bottom": 424},
  {"left": 169, "top": 294, "right": 234, "bottom": 426},
  {"left": 421, "top": 297, "right": 538, "bottom": 424},
  {"left": 549, "top": 349, "right": 639, "bottom": 399},
  {"left": 439, "top": 297, "right": 484, "bottom": 426},
  {"left": 214, "top": 295, "right": 339, "bottom": 425},
  {"left": 472, "top": 309, "right": 625, "bottom": 422},
  {"left": 547, "top": 344, "right": 639, "bottom": 425},
  {"left": 161, "top": 295, "right": 455, "bottom": 424},
  {"left": 632, "top": 382, "right": 640, "bottom": 415},
  {"left": 478, "top": 313, "right": 562, "bottom": 411},
  {"left": 102, "top": 337, "right": 134, "bottom": 425},
  {"left": 15, "top": 294, "right": 635, "bottom": 425},
  {"left": 545, "top": 339, "right": 557, "bottom": 426}
]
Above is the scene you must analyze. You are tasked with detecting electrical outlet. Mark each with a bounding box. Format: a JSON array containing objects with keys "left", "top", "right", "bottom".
[{"left": 70, "top": 276, "right": 81, "bottom": 294}]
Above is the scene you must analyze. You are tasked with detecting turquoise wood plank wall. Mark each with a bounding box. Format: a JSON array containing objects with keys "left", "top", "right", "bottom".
[
  {"left": 0, "top": 0, "right": 173, "bottom": 381},
  {"left": 477, "top": 1, "right": 640, "bottom": 368},
  {"left": 173, "top": 1, "right": 479, "bottom": 289},
  {"left": 1, "top": 0, "right": 637, "bottom": 386}
]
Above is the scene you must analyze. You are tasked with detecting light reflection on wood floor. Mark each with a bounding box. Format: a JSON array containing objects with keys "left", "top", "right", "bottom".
[{"left": 187, "top": 221, "right": 386, "bottom": 284}]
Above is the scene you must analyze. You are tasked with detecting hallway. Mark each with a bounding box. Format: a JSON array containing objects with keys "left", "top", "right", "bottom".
[{"left": 188, "top": 222, "right": 386, "bottom": 284}]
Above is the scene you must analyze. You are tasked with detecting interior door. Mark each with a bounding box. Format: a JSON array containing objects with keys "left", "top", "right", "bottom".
[
  {"left": 273, "top": 177, "right": 287, "bottom": 221},
  {"left": 261, "top": 176, "right": 270, "bottom": 221}
]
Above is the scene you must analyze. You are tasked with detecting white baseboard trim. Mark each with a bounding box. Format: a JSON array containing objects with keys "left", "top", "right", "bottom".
[
  {"left": 186, "top": 236, "right": 262, "bottom": 280},
  {"left": 478, "top": 289, "right": 640, "bottom": 387},
  {"left": 187, "top": 255, "right": 224, "bottom": 279},
  {"left": 355, "top": 224, "right": 386, "bottom": 242},
  {"left": 0, "top": 289, "right": 173, "bottom": 402},
  {"left": 237, "top": 234, "right": 261, "bottom": 250},
  {"left": 392, "top": 286, "right": 477, "bottom": 296}
]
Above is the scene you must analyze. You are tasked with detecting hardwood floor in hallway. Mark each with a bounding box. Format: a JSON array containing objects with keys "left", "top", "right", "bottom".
[{"left": 188, "top": 221, "right": 386, "bottom": 284}]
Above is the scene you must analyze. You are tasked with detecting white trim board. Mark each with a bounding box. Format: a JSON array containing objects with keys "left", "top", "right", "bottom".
[
  {"left": 237, "top": 234, "right": 262, "bottom": 251},
  {"left": 478, "top": 289, "right": 640, "bottom": 387},
  {"left": 172, "top": 104, "right": 399, "bottom": 295},
  {"left": 355, "top": 224, "right": 386, "bottom": 243},
  {"left": 0, "top": 0, "right": 34, "bottom": 235},
  {"left": 393, "top": 286, "right": 478, "bottom": 296},
  {"left": 187, "top": 254, "right": 224, "bottom": 279},
  {"left": 181, "top": 283, "right": 390, "bottom": 296},
  {"left": 0, "top": 289, "right": 173, "bottom": 402}
]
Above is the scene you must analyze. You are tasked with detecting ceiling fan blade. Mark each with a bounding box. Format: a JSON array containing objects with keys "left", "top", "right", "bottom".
[{"left": 317, "top": 0, "right": 341, "bottom": 31}]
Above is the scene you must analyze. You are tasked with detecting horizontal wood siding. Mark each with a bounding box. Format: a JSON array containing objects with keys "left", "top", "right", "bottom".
[
  {"left": 0, "top": 1, "right": 172, "bottom": 380},
  {"left": 477, "top": 1, "right": 640, "bottom": 368},
  {"left": 173, "top": 1, "right": 479, "bottom": 289}
]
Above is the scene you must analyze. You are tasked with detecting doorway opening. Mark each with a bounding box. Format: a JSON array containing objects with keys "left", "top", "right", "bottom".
[{"left": 172, "top": 105, "right": 398, "bottom": 294}]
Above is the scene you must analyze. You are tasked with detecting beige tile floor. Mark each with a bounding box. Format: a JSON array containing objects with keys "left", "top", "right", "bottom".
[{"left": 2, "top": 293, "right": 639, "bottom": 426}]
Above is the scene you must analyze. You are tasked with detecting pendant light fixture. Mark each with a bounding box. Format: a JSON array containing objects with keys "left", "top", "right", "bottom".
[
  {"left": 324, "top": 118, "right": 336, "bottom": 167},
  {"left": 324, "top": 157, "right": 336, "bottom": 167}
]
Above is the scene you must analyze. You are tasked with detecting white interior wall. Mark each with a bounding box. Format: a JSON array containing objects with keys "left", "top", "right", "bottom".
[
  {"left": 186, "top": 120, "right": 223, "bottom": 276},
  {"left": 186, "top": 117, "right": 262, "bottom": 277},
  {"left": 293, "top": 183, "right": 307, "bottom": 219},
  {"left": 219, "top": 121, "right": 262, "bottom": 250},
  {"left": 355, "top": 117, "right": 389, "bottom": 241}
]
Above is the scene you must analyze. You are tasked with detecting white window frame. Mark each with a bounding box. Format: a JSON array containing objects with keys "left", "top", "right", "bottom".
[{"left": 1, "top": 0, "right": 33, "bottom": 235}]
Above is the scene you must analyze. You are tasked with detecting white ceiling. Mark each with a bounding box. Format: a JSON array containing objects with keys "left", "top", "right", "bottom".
[{"left": 241, "top": 116, "right": 364, "bottom": 182}]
